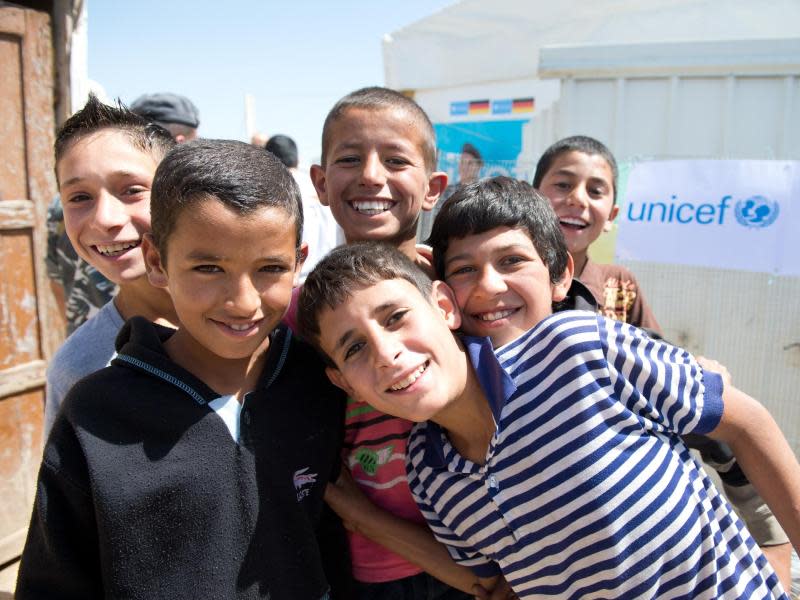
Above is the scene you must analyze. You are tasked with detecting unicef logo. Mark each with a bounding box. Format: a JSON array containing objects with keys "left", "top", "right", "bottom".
[{"left": 734, "top": 196, "right": 780, "bottom": 228}]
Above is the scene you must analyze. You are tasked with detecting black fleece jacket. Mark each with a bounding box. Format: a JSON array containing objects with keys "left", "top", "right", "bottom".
[{"left": 17, "top": 317, "right": 349, "bottom": 599}]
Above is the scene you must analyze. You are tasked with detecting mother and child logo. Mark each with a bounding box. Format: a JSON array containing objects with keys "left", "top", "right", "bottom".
[{"left": 735, "top": 195, "right": 780, "bottom": 228}]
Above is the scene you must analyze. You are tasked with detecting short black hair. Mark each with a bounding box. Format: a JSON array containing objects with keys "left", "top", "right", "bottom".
[
  {"left": 320, "top": 87, "right": 437, "bottom": 171},
  {"left": 428, "top": 176, "right": 569, "bottom": 284},
  {"left": 532, "top": 135, "right": 618, "bottom": 203},
  {"left": 150, "top": 139, "right": 303, "bottom": 260},
  {"left": 298, "top": 242, "right": 433, "bottom": 365},
  {"left": 55, "top": 93, "right": 175, "bottom": 183},
  {"left": 265, "top": 134, "right": 299, "bottom": 169}
]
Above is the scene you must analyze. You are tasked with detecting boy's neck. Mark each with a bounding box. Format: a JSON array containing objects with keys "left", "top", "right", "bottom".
[
  {"left": 433, "top": 361, "right": 495, "bottom": 466},
  {"left": 164, "top": 328, "right": 270, "bottom": 402},
  {"left": 114, "top": 277, "right": 178, "bottom": 327},
  {"left": 573, "top": 250, "right": 589, "bottom": 278}
]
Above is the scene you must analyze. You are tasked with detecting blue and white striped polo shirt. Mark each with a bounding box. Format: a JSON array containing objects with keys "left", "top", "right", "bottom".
[{"left": 406, "top": 311, "right": 786, "bottom": 599}]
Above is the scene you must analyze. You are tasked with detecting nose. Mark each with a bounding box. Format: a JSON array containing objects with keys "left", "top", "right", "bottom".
[
  {"left": 225, "top": 275, "right": 261, "bottom": 315},
  {"left": 565, "top": 185, "right": 589, "bottom": 208},
  {"left": 93, "top": 191, "right": 128, "bottom": 229},
  {"left": 371, "top": 330, "right": 402, "bottom": 369},
  {"left": 359, "top": 153, "right": 387, "bottom": 187},
  {"left": 475, "top": 265, "right": 507, "bottom": 296}
]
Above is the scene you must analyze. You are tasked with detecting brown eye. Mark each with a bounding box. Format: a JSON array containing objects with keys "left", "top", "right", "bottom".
[{"left": 344, "top": 341, "right": 364, "bottom": 360}]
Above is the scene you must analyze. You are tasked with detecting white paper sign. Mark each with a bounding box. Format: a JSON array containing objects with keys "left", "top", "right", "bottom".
[{"left": 616, "top": 160, "right": 799, "bottom": 276}]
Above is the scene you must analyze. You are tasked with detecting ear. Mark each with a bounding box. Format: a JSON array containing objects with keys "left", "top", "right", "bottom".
[
  {"left": 552, "top": 253, "right": 574, "bottom": 302},
  {"left": 431, "top": 280, "right": 462, "bottom": 331},
  {"left": 293, "top": 242, "right": 309, "bottom": 287},
  {"left": 325, "top": 367, "right": 354, "bottom": 396},
  {"left": 174, "top": 134, "right": 187, "bottom": 144},
  {"left": 422, "top": 171, "right": 449, "bottom": 211},
  {"left": 602, "top": 205, "right": 620, "bottom": 232},
  {"left": 310, "top": 164, "right": 329, "bottom": 206},
  {"left": 142, "top": 234, "right": 169, "bottom": 289}
]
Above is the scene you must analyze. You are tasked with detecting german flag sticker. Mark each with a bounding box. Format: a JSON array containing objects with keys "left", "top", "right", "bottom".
[
  {"left": 512, "top": 97, "right": 535, "bottom": 113},
  {"left": 468, "top": 99, "right": 490, "bottom": 114}
]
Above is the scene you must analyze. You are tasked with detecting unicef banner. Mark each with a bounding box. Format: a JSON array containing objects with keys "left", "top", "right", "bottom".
[{"left": 616, "top": 161, "right": 798, "bottom": 276}]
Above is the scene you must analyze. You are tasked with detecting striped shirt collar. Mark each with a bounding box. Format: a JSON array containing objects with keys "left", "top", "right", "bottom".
[{"left": 423, "top": 334, "right": 517, "bottom": 468}]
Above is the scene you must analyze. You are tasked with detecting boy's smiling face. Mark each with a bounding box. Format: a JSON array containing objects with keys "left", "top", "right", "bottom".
[
  {"left": 311, "top": 107, "right": 446, "bottom": 250},
  {"left": 318, "top": 278, "right": 469, "bottom": 423},
  {"left": 444, "top": 226, "right": 572, "bottom": 348},
  {"left": 58, "top": 130, "right": 158, "bottom": 284},
  {"left": 144, "top": 198, "right": 304, "bottom": 368},
  {"left": 537, "top": 150, "right": 618, "bottom": 261}
]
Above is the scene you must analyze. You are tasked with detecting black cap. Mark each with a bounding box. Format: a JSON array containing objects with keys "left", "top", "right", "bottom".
[{"left": 131, "top": 93, "right": 200, "bottom": 128}]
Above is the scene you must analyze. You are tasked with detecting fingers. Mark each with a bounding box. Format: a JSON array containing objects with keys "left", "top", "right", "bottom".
[{"left": 696, "top": 355, "right": 732, "bottom": 387}]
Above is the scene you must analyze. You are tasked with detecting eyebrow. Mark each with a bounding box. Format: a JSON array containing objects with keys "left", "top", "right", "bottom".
[
  {"left": 186, "top": 250, "right": 224, "bottom": 261},
  {"left": 333, "top": 141, "right": 413, "bottom": 154},
  {"left": 333, "top": 301, "right": 398, "bottom": 353},
  {"left": 550, "top": 169, "right": 611, "bottom": 186},
  {"left": 185, "top": 251, "right": 293, "bottom": 263},
  {"left": 445, "top": 243, "right": 528, "bottom": 267},
  {"left": 61, "top": 171, "right": 146, "bottom": 187}
]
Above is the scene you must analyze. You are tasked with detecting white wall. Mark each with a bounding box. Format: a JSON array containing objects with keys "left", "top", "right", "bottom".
[{"left": 536, "top": 38, "right": 800, "bottom": 452}]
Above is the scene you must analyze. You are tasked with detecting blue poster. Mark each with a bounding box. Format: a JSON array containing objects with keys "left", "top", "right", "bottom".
[{"left": 434, "top": 120, "right": 529, "bottom": 181}]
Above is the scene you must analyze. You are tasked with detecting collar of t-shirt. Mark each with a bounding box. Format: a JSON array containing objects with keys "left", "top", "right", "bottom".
[{"left": 423, "top": 335, "right": 516, "bottom": 468}]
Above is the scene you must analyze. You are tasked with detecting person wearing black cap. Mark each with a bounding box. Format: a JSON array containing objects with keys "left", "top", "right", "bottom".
[{"left": 131, "top": 92, "right": 200, "bottom": 143}]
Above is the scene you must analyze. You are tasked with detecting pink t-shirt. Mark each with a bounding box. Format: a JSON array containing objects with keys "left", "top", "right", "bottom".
[
  {"left": 285, "top": 284, "right": 425, "bottom": 582},
  {"left": 343, "top": 399, "right": 426, "bottom": 582}
]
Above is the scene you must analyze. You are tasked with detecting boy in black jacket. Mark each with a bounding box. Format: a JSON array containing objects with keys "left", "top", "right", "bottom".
[{"left": 17, "top": 140, "right": 347, "bottom": 599}]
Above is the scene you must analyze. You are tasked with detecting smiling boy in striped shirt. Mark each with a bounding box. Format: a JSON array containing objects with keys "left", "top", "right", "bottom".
[{"left": 298, "top": 177, "right": 800, "bottom": 599}]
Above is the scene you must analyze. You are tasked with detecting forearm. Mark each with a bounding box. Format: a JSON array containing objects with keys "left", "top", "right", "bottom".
[
  {"left": 721, "top": 480, "right": 792, "bottom": 589},
  {"left": 759, "top": 543, "right": 792, "bottom": 592},
  {"left": 325, "top": 468, "right": 483, "bottom": 593},
  {"left": 346, "top": 506, "right": 480, "bottom": 593},
  {"left": 710, "top": 386, "right": 800, "bottom": 552}
]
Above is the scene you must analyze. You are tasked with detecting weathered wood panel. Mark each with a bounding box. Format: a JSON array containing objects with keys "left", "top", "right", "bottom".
[
  {"left": 0, "top": 33, "right": 27, "bottom": 201},
  {"left": 0, "top": 231, "right": 39, "bottom": 369},
  {"left": 21, "top": 8, "right": 62, "bottom": 361},
  {"left": 0, "top": 4, "right": 61, "bottom": 565},
  {"left": 0, "top": 389, "right": 44, "bottom": 563}
]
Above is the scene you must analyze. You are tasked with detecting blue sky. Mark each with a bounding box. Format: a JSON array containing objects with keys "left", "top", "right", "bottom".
[{"left": 89, "top": 0, "right": 455, "bottom": 164}]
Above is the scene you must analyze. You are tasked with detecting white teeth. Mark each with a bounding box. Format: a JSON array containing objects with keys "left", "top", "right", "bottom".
[
  {"left": 95, "top": 241, "right": 140, "bottom": 256},
  {"left": 390, "top": 361, "right": 428, "bottom": 391},
  {"left": 477, "top": 309, "right": 516, "bottom": 322},
  {"left": 559, "top": 217, "right": 587, "bottom": 228},
  {"left": 352, "top": 200, "right": 393, "bottom": 215},
  {"left": 228, "top": 322, "right": 255, "bottom": 331}
]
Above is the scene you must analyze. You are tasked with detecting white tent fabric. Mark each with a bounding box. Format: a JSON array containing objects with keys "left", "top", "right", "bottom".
[{"left": 383, "top": 0, "right": 800, "bottom": 90}]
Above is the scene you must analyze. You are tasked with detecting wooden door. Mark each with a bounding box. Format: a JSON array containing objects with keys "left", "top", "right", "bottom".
[{"left": 0, "top": 4, "right": 63, "bottom": 565}]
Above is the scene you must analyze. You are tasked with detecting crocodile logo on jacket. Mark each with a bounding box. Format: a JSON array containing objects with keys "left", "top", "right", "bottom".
[{"left": 293, "top": 467, "right": 318, "bottom": 501}]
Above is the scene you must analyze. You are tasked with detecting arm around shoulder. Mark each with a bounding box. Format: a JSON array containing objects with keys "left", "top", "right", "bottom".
[
  {"left": 324, "top": 467, "right": 484, "bottom": 594},
  {"left": 708, "top": 383, "right": 800, "bottom": 553}
]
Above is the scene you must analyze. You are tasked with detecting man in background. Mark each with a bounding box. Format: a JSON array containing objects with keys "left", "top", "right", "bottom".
[
  {"left": 130, "top": 92, "right": 200, "bottom": 143},
  {"left": 455, "top": 142, "right": 483, "bottom": 186}
]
